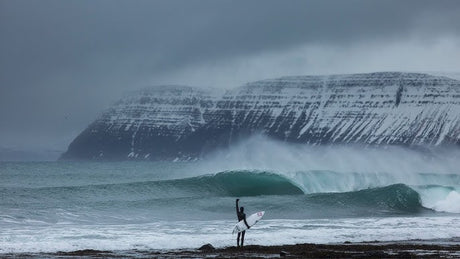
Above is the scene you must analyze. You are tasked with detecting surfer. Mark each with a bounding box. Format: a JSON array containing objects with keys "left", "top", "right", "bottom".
[{"left": 236, "top": 198, "right": 249, "bottom": 247}]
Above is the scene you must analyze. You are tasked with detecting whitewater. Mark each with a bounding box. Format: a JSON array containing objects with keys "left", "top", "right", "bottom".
[{"left": 1, "top": 137, "right": 460, "bottom": 254}]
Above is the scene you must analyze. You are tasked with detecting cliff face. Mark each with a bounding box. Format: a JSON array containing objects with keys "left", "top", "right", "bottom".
[{"left": 61, "top": 72, "right": 460, "bottom": 160}]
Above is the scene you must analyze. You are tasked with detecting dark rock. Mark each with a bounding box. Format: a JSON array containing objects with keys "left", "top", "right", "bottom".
[
  {"left": 367, "top": 251, "right": 388, "bottom": 257},
  {"left": 398, "top": 251, "right": 415, "bottom": 257},
  {"left": 198, "top": 243, "right": 215, "bottom": 251},
  {"left": 56, "top": 249, "right": 112, "bottom": 256}
]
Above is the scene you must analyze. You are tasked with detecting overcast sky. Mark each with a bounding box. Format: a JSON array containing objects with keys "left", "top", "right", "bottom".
[{"left": 1, "top": 0, "right": 460, "bottom": 159}]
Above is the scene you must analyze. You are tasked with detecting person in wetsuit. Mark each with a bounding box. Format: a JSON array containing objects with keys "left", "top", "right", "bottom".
[{"left": 236, "top": 198, "right": 250, "bottom": 247}]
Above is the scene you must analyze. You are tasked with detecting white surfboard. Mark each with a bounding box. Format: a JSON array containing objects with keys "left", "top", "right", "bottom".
[{"left": 232, "top": 211, "right": 265, "bottom": 234}]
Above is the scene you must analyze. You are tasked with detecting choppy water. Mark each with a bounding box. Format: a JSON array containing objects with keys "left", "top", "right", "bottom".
[{"left": 1, "top": 143, "right": 460, "bottom": 253}]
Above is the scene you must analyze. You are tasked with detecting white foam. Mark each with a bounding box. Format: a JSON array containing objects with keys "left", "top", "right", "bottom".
[
  {"left": 1, "top": 217, "right": 459, "bottom": 253},
  {"left": 432, "top": 191, "right": 460, "bottom": 213}
]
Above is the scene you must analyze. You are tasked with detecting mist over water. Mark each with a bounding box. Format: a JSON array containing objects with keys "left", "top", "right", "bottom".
[{"left": 201, "top": 135, "right": 460, "bottom": 175}]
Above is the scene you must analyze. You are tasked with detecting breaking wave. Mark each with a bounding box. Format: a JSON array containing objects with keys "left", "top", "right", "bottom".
[
  {"left": 4, "top": 170, "right": 458, "bottom": 216},
  {"left": 306, "top": 184, "right": 422, "bottom": 212},
  {"left": 0, "top": 171, "right": 303, "bottom": 203}
]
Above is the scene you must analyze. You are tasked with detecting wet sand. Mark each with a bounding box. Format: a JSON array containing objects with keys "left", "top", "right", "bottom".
[{"left": 5, "top": 240, "right": 460, "bottom": 258}]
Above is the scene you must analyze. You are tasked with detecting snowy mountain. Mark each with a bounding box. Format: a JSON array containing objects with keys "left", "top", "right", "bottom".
[{"left": 61, "top": 72, "right": 460, "bottom": 160}]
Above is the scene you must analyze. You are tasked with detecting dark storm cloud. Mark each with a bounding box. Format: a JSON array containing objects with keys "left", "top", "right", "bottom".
[
  {"left": 1, "top": 0, "right": 460, "bottom": 157},
  {"left": 2, "top": 0, "right": 459, "bottom": 87}
]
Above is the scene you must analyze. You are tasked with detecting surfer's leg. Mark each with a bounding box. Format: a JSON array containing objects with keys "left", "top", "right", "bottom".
[
  {"left": 241, "top": 231, "right": 245, "bottom": 247},
  {"left": 237, "top": 232, "right": 241, "bottom": 247}
]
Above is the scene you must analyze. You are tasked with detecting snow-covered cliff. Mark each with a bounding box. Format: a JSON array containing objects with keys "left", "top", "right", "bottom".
[{"left": 61, "top": 72, "right": 460, "bottom": 160}]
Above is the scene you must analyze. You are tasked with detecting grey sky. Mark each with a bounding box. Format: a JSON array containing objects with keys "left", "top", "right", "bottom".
[{"left": 1, "top": 0, "right": 460, "bottom": 159}]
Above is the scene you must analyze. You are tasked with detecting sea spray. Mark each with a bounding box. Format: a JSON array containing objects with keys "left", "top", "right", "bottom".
[{"left": 199, "top": 135, "right": 460, "bottom": 175}]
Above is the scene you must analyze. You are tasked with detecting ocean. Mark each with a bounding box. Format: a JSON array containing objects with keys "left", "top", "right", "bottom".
[{"left": 1, "top": 140, "right": 460, "bottom": 254}]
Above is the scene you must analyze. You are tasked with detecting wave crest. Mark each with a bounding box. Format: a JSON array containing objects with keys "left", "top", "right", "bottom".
[
  {"left": 307, "top": 184, "right": 423, "bottom": 213},
  {"left": 171, "top": 170, "right": 304, "bottom": 196}
]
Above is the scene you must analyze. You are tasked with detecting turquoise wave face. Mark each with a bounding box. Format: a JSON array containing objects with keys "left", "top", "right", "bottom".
[
  {"left": 1, "top": 170, "right": 438, "bottom": 223},
  {"left": 2, "top": 160, "right": 459, "bottom": 225},
  {"left": 305, "top": 184, "right": 423, "bottom": 213},
  {"left": 191, "top": 171, "right": 304, "bottom": 196},
  {"left": 0, "top": 171, "right": 303, "bottom": 206}
]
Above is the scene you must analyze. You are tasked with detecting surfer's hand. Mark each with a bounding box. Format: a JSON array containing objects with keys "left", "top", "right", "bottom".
[{"left": 236, "top": 198, "right": 239, "bottom": 202}]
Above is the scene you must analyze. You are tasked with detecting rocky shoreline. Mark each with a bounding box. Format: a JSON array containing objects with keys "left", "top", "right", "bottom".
[
  {"left": 143, "top": 242, "right": 460, "bottom": 258},
  {"left": 6, "top": 241, "right": 460, "bottom": 258}
]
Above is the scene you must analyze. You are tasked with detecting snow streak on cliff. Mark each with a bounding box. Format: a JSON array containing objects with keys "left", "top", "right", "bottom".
[{"left": 61, "top": 72, "right": 460, "bottom": 160}]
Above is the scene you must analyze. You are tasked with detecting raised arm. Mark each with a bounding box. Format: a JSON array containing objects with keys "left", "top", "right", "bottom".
[{"left": 236, "top": 198, "right": 240, "bottom": 215}]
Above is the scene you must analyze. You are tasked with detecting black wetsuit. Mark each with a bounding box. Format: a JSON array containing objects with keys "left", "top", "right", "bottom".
[{"left": 236, "top": 199, "right": 248, "bottom": 247}]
